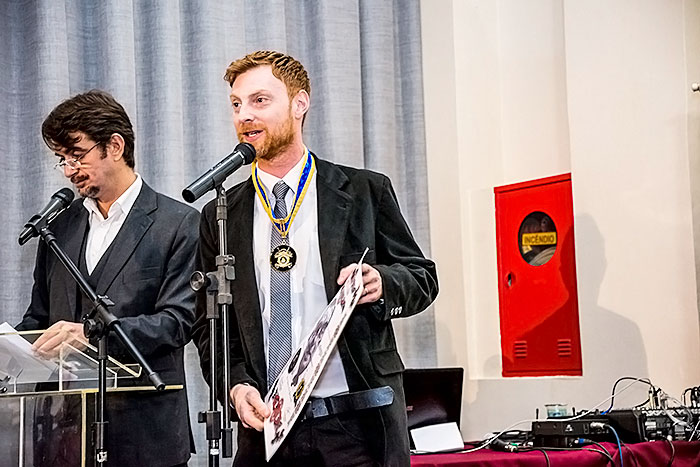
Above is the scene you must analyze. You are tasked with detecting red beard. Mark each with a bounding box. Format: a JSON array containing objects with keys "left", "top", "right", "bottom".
[{"left": 237, "top": 109, "right": 295, "bottom": 161}]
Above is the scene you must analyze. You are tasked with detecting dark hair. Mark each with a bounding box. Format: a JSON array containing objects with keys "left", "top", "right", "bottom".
[{"left": 42, "top": 90, "right": 135, "bottom": 168}]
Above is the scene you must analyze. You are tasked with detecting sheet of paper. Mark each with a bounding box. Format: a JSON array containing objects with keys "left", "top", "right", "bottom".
[
  {"left": 411, "top": 422, "right": 465, "bottom": 453},
  {"left": 263, "top": 250, "right": 368, "bottom": 461},
  {"left": 0, "top": 322, "right": 60, "bottom": 383}
]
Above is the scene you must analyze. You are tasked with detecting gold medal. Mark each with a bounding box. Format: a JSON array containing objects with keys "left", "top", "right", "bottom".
[
  {"left": 253, "top": 149, "right": 314, "bottom": 273},
  {"left": 270, "top": 244, "right": 297, "bottom": 271}
]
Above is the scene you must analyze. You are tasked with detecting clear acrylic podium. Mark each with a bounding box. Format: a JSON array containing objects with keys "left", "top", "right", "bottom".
[{"left": 0, "top": 328, "right": 170, "bottom": 467}]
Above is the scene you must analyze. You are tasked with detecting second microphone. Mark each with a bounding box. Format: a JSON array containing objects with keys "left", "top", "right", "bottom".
[{"left": 182, "top": 142, "right": 256, "bottom": 203}]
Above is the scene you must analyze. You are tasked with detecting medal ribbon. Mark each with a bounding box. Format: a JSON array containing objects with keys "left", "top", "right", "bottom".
[{"left": 252, "top": 148, "right": 315, "bottom": 238}]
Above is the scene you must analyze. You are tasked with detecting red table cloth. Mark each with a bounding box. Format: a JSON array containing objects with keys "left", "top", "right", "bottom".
[{"left": 411, "top": 441, "right": 700, "bottom": 466}]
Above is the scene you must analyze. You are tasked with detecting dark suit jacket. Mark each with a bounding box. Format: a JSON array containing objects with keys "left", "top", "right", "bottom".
[
  {"left": 193, "top": 157, "right": 439, "bottom": 466},
  {"left": 17, "top": 182, "right": 199, "bottom": 467}
]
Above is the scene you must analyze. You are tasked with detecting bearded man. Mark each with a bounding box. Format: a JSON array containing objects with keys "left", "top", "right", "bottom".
[
  {"left": 18, "top": 90, "right": 198, "bottom": 466},
  {"left": 192, "top": 50, "right": 438, "bottom": 467}
]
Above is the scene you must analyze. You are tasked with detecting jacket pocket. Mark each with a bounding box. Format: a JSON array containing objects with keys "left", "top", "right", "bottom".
[{"left": 369, "top": 348, "right": 405, "bottom": 376}]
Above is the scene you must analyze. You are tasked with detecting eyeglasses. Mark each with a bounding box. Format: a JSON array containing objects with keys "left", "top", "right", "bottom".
[{"left": 53, "top": 141, "right": 101, "bottom": 171}]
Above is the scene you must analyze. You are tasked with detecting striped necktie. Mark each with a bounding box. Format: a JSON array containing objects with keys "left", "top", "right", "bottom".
[{"left": 268, "top": 181, "right": 292, "bottom": 388}]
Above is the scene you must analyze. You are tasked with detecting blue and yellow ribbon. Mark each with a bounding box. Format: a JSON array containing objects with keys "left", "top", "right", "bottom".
[{"left": 252, "top": 148, "right": 315, "bottom": 238}]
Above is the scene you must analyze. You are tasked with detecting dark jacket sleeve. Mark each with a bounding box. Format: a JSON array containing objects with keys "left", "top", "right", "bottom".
[
  {"left": 371, "top": 175, "right": 438, "bottom": 321},
  {"left": 16, "top": 239, "right": 51, "bottom": 331}
]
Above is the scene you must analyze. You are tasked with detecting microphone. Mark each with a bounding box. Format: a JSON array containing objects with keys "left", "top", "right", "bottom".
[
  {"left": 182, "top": 143, "right": 256, "bottom": 203},
  {"left": 19, "top": 187, "right": 75, "bottom": 245}
]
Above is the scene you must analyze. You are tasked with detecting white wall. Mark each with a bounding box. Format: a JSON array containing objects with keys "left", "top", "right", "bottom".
[{"left": 422, "top": 0, "right": 700, "bottom": 441}]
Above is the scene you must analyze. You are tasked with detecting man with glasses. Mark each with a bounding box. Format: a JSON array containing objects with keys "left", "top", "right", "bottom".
[{"left": 17, "top": 89, "right": 199, "bottom": 467}]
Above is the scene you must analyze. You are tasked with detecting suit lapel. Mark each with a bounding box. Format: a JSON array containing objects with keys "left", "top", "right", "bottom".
[
  {"left": 314, "top": 158, "right": 363, "bottom": 387},
  {"left": 315, "top": 158, "right": 352, "bottom": 301},
  {"left": 94, "top": 183, "right": 156, "bottom": 294},
  {"left": 228, "top": 180, "right": 267, "bottom": 384},
  {"left": 58, "top": 204, "right": 89, "bottom": 322}
]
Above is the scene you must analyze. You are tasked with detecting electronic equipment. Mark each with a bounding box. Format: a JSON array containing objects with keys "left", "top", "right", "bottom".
[
  {"left": 627, "top": 407, "right": 700, "bottom": 441},
  {"left": 532, "top": 417, "right": 610, "bottom": 447},
  {"left": 403, "top": 367, "right": 464, "bottom": 432},
  {"left": 532, "top": 407, "right": 700, "bottom": 447}
]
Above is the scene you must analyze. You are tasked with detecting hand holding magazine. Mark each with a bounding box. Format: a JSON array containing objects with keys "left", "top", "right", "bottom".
[{"left": 263, "top": 249, "right": 368, "bottom": 460}]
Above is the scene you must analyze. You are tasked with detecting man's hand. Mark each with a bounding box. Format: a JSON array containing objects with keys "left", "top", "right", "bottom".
[
  {"left": 230, "top": 383, "right": 270, "bottom": 431},
  {"left": 337, "top": 263, "right": 383, "bottom": 305},
  {"left": 32, "top": 320, "right": 88, "bottom": 359}
]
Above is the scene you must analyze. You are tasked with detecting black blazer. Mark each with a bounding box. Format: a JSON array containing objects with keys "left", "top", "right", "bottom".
[
  {"left": 193, "top": 157, "right": 439, "bottom": 466},
  {"left": 18, "top": 182, "right": 199, "bottom": 467}
]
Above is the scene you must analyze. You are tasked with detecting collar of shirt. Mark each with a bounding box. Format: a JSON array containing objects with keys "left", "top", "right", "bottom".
[
  {"left": 256, "top": 152, "right": 309, "bottom": 206},
  {"left": 83, "top": 174, "right": 143, "bottom": 222}
]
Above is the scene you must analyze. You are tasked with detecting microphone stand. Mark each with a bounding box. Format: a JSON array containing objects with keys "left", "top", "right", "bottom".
[
  {"left": 33, "top": 220, "right": 164, "bottom": 465},
  {"left": 191, "top": 184, "right": 235, "bottom": 467}
]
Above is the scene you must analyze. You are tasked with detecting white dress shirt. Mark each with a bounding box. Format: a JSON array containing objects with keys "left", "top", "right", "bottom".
[
  {"left": 254, "top": 154, "right": 349, "bottom": 397},
  {"left": 83, "top": 175, "right": 143, "bottom": 274}
]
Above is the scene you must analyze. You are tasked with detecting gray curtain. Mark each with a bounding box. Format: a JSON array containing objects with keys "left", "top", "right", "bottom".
[{"left": 0, "top": 1, "right": 435, "bottom": 464}]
